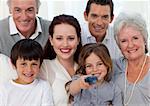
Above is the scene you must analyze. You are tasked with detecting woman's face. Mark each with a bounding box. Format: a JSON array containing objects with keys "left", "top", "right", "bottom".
[
  {"left": 85, "top": 53, "right": 107, "bottom": 80},
  {"left": 50, "top": 23, "right": 79, "bottom": 61},
  {"left": 118, "top": 26, "right": 145, "bottom": 61}
]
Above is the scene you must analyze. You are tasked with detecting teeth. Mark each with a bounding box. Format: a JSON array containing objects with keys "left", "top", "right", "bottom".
[
  {"left": 128, "top": 49, "right": 136, "bottom": 53},
  {"left": 24, "top": 73, "right": 33, "bottom": 77},
  {"left": 20, "top": 21, "right": 29, "bottom": 25},
  {"left": 60, "top": 49, "right": 70, "bottom": 53},
  {"left": 94, "top": 27, "right": 104, "bottom": 32}
]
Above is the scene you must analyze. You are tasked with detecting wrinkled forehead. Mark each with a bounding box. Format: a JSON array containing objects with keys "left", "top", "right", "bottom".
[{"left": 10, "top": 0, "right": 37, "bottom": 8}]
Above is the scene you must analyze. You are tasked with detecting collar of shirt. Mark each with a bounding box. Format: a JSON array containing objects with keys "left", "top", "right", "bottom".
[{"left": 9, "top": 16, "right": 42, "bottom": 39}]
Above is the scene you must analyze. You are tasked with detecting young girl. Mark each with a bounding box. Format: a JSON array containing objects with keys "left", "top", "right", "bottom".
[
  {"left": 0, "top": 39, "right": 54, "bottom": 106},
  {"left": 67, "top": 43, "right": 123, "bottom": 106}
]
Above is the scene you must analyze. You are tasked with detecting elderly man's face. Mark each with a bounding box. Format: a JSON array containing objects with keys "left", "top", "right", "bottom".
[{"left": 10, "top": 0, "right": 38, "bottom": 37}]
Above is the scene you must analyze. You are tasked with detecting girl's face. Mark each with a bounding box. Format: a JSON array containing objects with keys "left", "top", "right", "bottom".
[
  {"left": 84, "top": 53, "right": 107, "bottom": 80},
  {"left": 14, "top": 58, "right": 40, "bottom": 84},
  {"left": 50, "top": 23, "right": 79, "bottom": 61},
  {"left": 118, "top": 26, "right": 145, "bottom": 61}
]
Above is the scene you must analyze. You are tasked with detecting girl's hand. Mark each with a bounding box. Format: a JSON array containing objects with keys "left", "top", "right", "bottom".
[{"left": 78, "top": 75, "right": 93, "bottom": 89}]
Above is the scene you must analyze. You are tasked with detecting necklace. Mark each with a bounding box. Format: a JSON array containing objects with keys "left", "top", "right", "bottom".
[{"left": 124, "top": 55, "right": 147, "bottom": 106}]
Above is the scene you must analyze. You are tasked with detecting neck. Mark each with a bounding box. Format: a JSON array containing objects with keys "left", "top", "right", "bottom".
[
  {"left": 58, "top": 58, "right": 75, "bottom": 76},
  {"left": 128, "top": 55, "right": 147, "bottom": 69},
  {"left": 96, "top": 35, "right": 105, "bottom": 42}
]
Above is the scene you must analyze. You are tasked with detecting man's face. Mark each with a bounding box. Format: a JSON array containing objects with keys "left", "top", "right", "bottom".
[
  {"left": 84, "top": 3, "right": 112, "bottom": 41},
  {"left": 10, "top": 0, "right": 37, "bottom": 37}
]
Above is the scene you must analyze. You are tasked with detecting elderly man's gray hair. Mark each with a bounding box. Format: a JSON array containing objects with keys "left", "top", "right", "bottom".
[{"left": 7, "top": 0, "right": 41, "bottom": 12}]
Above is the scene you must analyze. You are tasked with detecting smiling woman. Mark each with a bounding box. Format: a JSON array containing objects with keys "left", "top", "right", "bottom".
[{"left": 113, "top": 12, "right": 150, "bottom": 106}]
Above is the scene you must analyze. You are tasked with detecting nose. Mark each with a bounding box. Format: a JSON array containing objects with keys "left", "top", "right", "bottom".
[
  {"left": 26, "top": 65, "right": 32, "bottom": 72},
  {"left": 63, "top": 39, "right": 68, "bottom": 47},
  {"left": 128, "top": 40, "right": 134, "bottom": 48},
  {"left": 93, "top": 65, "right": 98, "bottom": 72},
  {"left": 96, "top": 17, "right": 103, "bottom": 25},
  {"left": 20, "top": 11, "right": 28, "bottom": 20}
]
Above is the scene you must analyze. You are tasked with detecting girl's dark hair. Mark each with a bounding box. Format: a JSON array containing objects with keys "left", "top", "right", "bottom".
[
  {"left": 44, "top": 14, "right": 82, "bottom": 63},
  {"left": 76, "top": 43, "right": 112, "bottom": 81},
  {"left": 10, "top": 39, "right": 44, "bottom": 66}
]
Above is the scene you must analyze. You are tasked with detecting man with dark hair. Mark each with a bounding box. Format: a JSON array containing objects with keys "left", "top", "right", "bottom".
[{"left": 81, "top": 0, "right": 122, "bottom": 59}]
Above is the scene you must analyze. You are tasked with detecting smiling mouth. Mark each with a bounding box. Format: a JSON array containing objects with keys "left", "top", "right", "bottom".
[
  {"left": 24, "top": 73, "right": 34, "bottom": 77},
  {"left": 60, "top": 48, "right": 71, "bottom": 53}
]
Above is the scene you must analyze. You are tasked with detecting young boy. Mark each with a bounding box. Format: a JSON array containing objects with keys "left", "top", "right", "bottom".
[{"left": 0, "top": 39, "right": 54, "bottom": 106}]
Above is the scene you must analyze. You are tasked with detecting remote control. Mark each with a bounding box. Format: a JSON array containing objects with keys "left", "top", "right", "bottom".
[{"left": 85, "top": 76, "right": 98, "bottom": 85}]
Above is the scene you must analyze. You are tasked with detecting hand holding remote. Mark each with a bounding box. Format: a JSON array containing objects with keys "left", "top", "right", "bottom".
[{"left": 84, "top": 76, "right": 98, "bottom": 85}]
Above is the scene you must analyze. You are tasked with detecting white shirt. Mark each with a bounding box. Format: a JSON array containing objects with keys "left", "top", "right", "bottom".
[
  {"left": 81, "top": 23, "right": 122, "bottom": 60},
  {"left": 40, "top": 58, "right": 78, "bottom": 106},
  {"left": 0, "top": 79, "right": 54, "bottom": 106},
  {"left": 9, "top": 16, "right": 42, "bottom": 39}
]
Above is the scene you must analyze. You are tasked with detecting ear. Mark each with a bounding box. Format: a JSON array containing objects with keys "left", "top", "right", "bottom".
[
  {"left": 9, "top": 59, "right": 16, "bottom": 70},
  {"left": 49, "top": 36, "right": 53, "bottom": 46},
  {"left": 110, "top": 15, "right": 114, "bottom": 23},
  {"left": 84, "top": 11, "right": 88, "bottom": 21},
  {"left": 9, "top": 9, "right": 12, "bottom": 14},
  {"left": 78, "top": 37, "right": 81, "bottom": 45}
]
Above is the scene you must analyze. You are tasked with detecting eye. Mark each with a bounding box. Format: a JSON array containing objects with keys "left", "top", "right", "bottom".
[
  {"left": 133, "top": 36, "right": 139, "bottom": 40},
  {"left": 101, "top": 15, "right": 109, "bottom": 20},
  {"left": 56, "top": 37, "right": 63, "bottom": 40},
  {"left": 14, "top": 8, "right": 21, "bottom": 13},
  {"left": 97, "top": 62, "right": 103, "bottom": 66},
  {"left": 20, "top": 63, "right": 27, "bottom": 66},
  {"left": 26, "top": 8, "right": 34, "bottom": 13},
  {"left": 32, "top": 63, "right": 38, "bottom": 66},
  {"left": 120, "top": 39, "right": 127, "bottom": 43},
  {"left": 91, "top": 14, "right": 98, "bottom": 19},
  {"left": 68, "top": 36, "right": 75, "bottom": 41},
  {"left": 85, "top": 64, "right": 92, "bottom": 68}
]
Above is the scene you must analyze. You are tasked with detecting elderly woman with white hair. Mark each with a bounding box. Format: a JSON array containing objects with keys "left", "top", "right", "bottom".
[{"left": 113, "top": 12, "right": 150, "bottom": 106}]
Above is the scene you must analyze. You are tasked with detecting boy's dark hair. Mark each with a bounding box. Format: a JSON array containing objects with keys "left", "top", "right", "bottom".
[
  {"left": 10, "top": 39, "right": 44, "bottom": 66},
  {"left": 44, "top": 14, "right": 82, "bottom": 63},
  {"left": 85, "top": 0, "right": 114, "bottom": 20}
]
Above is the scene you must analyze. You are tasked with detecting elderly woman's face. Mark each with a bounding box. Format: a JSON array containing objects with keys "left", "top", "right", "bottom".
[{"left": 118, "top": 26, "right": 145, "bottom": 61}]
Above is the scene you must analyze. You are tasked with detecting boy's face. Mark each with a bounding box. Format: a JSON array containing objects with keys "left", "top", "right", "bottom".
[{"left": 14, "top": 58, "right": 41, "bottom": 84}]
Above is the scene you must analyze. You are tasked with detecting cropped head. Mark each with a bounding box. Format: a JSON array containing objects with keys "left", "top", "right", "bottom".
[
  {"left": 44, "top": 14, "right": 82, "bottom": 63},
  {"left": 11, "top": 39, "right": 43, "bottom": 66},
  {"left": 84, "top": 0, "right": 114, "bottom": 42},
  {"left": 114, "top": 12, "right": 148, "bottom": 54},
  {"left": 85, "top": 0, "right": 114, "bottom": 19},
  {"left": 7, "top": 0, "right": 41, "bottom": 12},
  {"left": 7, "top": 0, "right": 41, "bottom": 37},
  {"left": 76, "top": 43, "right": 112, "bottom": 81}
]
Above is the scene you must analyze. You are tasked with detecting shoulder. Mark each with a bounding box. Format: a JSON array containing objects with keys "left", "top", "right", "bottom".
[
  {"left": 0, "top": 53, "right": 9, "bottom": 59},
  {"left": 37, "top": 79, "right": 51, "bottom": 87},
  {"left": 0, "top": 17, "right": 9, "bottom": 24},
  {"left": 42, "top": 59, "right": 55, "bottom": 67},
  {"left": 0, "top": 17, "right": 9, "bottom": 31},
  {"left": 38, "top": 17, "right": 51, "bottom": 26}
]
